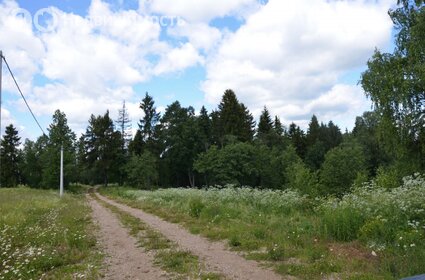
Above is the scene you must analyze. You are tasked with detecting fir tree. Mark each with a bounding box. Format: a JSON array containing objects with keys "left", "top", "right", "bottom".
[
  {"left": 258, "top": 106, "right": 273, "bottom": 137},
  {"left": 139, "top": 92, "right": 160, "bottom": 142},
  {"left": 41, "top": 110, "right": 77, "bottom": 188},
  {"left": 0, "top": 124, "right": 21, "bottom": 187},
  {"left": 274, "top": 116, "right": 284, "bottom": 136},
  {"left": 198, "top": 106, "right": 212, "bottom": 151}
]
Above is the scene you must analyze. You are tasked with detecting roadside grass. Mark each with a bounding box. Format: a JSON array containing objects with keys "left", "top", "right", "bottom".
[
  {"left": 93, "top": 194, "right": 222, "bottom": 280},
  {"left": 99, "top": 181, "right": 425, "bottom": 280},
  {"left": 0, "top": 188, "right": 102, "bottom": 280}
]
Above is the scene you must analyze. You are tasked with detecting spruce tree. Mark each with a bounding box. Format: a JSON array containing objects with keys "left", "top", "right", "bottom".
[
  {"left": 41, "top": 110, "right": 77, "bottom": 188},
  {"left": 274, "top": 116, "right": 284, "bottom": 136},
  {"left": 288, "top": 123, "right": 307, "bottom": 158},
  {"left": 0, "top": 124, "right": 21, "bottom": 187},
  {"left": 240, "top": 103, "right": 255, "bottom": 142},
  {"left": 258, "top": 106, "right": 273, "bottom": 137},
  {"left": 198, "top": 106, "right": 212, "bottom": 151},
  {"left": 217, "top": 89, "right": 255, "bottom": 143},
  {"left": 139, "top": 92, "right": 160, "bottom": 142},
  {"left": 306, "top": 115, "right": 320, "bottom": 146},
  {"left": 84, "top": 111, "right": 122, "bottom": 186}
]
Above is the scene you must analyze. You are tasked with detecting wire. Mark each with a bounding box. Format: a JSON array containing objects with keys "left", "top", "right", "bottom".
[{"left": 2, "top": 55, "right": 46, "bottom": 136}]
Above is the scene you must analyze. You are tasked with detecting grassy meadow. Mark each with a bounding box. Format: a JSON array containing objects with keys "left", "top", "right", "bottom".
[
  {"left": 100, "top": 174, "right": 425, "bottom": 280},
  {"left": 0, "top": 188, "right": 101, "bottom": 280}
]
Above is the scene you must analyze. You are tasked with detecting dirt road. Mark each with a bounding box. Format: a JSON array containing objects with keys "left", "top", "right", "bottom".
[
  {"left": 94, "top": 193, "right": 284, "bottom": 280},
  {"left": 89, "top": 197, "right": 168, "bottom": 280}
]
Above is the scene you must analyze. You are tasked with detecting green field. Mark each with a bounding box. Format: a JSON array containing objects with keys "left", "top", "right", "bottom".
[
  {"left": 1, "top": 175, "right": 424, "bottom": 280},
  {"left": 0, "top": 188, "right": 101, "bottom": 280},
  {"left": 100, "top": 174, "right": 425, "bottom": 280}
]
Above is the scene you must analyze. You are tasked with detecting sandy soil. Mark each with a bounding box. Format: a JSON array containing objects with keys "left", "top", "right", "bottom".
[
  {"left": 95, "top": 193, "right": 284, "bottom": 280},
  {"left": 89, "top": 197, "right": 168, "bottom": 280}
]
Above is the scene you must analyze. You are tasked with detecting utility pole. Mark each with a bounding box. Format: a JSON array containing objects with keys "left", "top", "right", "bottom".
[
  {"left": 60, "top": 145, "right": 64, "bottom": 197},
  {"left": 0, "top": 50, "right": 3, "bottom": 188}
]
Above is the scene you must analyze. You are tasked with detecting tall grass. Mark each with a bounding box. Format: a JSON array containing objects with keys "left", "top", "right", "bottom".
[
  {"left": 0, "top": 188, "right": 101, "bottom": 279},
  {"left": 319, "top": 173, "right": 425, "bottom": 276},
  {"left": 101, "top": 175, "right": 425, "bottom": 279}
]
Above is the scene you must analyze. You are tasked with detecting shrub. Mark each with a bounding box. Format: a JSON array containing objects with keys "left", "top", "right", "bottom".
[{"left": 319, "top": 140, "right": 367, "bottom": 196}]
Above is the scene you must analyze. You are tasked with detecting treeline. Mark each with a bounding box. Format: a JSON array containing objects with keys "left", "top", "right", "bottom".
[{"left": 1, "top": 0, "right": 424, "bottom": 196}]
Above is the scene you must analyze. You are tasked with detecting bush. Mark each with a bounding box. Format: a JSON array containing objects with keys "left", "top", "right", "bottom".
[
  {"left": 319, "top": 140, "right": 367, "bottom": 196},
  {"left": 126, "top": 151, "right": 158, "bottom": 189},
  {"left": 286, "top": 162, "right": 319, "bottom": 196}
]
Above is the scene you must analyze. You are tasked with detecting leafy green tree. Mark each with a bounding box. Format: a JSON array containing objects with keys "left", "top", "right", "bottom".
[
  {"left": 194, "top": 143, "right": 261, "bottom": 186},
  {"left": 353, "top": 111, "right": 389, "bottom": 176},
  {"left": 159, "top": 102, "right": 203, "bottom": 187},
  {"left": 21, "top": 137, "right": 47, "bottom": 188},
  {"left": 320, "top": 140, "right": 367, "bottom": 196},
  {"left": 126, "top": 151, "right": 158, "bottom": 189},
  {"left": 0, "top": 124, "right": 21, "bottom": 187},
  {"left": 361, "top": 0, "right": 425, "bottom": 168},
  {"left": 41, "top": 110, "right": 77, "bottom": 188},
  {"left": 286, "top": 161, "right": 319, "bottom": 196}
]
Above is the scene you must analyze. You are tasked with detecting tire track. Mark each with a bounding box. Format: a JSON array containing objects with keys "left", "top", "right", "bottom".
[
  {"left": 96, "top": 193, "right": 284, "bottom": 280},
  {"left": 89, "top": 197, "right": 168, "bottom": 280}
]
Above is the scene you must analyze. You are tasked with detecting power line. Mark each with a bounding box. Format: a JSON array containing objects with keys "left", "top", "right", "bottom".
[{"left": 2, "top": 55, "right": 46, "bottom": 136}]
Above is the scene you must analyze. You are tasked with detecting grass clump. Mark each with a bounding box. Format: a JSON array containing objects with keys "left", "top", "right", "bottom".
[{"left": 319, "top": 173, "right": 425, "bottom": 277}]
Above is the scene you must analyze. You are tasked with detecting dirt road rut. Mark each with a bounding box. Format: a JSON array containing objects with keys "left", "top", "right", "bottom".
[
  {"left": 89, "top": 197, "right": 168, "bottom": 280},
  {"left": 95, "top": 193, "right": 283, "bottom": 280}
]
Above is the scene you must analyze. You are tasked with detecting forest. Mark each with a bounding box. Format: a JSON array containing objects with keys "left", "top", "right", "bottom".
[{"left": 1, "top": 0, "right": 424, "bottom": 198}]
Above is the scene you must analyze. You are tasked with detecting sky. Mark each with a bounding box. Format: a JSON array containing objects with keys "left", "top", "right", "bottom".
[{"left": 0, "top": 0, "right": 396, "bottom": 140}]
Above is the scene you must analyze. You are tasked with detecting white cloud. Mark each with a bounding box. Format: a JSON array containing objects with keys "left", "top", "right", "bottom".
[
  {"left": 40, "top": 6, "right": 154, "bottom": 91},
  {"left": 0, "top": 0, "right": 44, "bottom": 94},
  {"left": 0, "top": 0, "right": 397, "bottom": 139},
  {"left": 154, "top": 43, "right": 204, "bottom": 75},
  {"left": 140, "top": 0, "right": 259, "bottom": 22},
  {"left": 167, "top": 23, "right": 222, "bottom": 51},
  {"left": 202, "top": 0, "right": 394, "bottom": 128},
  {"left": 1, "top": 0, "right": 207, "bottom": 137}
]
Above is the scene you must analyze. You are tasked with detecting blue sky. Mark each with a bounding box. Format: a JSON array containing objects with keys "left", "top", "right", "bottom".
[{"left": 0, "top": 0, "right": 395, "bottom": 140}]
